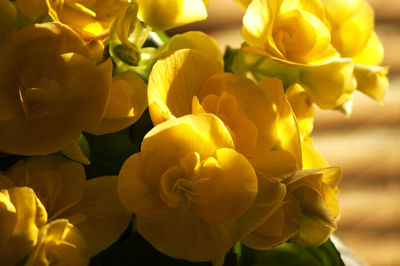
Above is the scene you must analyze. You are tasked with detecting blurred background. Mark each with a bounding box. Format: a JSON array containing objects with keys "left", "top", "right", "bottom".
[{"left": 169, "top": 1, "right": 400, "bottom": 265}]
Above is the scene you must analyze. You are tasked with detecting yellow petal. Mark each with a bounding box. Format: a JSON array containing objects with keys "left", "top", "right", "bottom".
[
  {"left": 60, "top": 176, "right": 131, "bottom": 257},
  {"left": 198, "top": 73, "right": 276, "bottom": 156},
  {"left": 118, "top": 152, "right": 170, "bottom": 217},
  {"left": 294, "top": 214, "right": 335, "bottom": 247},
  {"left": 259, "top": 78, "right": 302, "bottom": 170},
  {"left": 242, "top": 199, "right": 301, "bottom": 249},
  {"left": 354, "top": 64, "right": 388, "bottom": 103},
  {"left": 136, "top": 0, "right": 208, "bottom": 30},
  {"left": 300, "top": 58, "right": 356, "bottom": 109},
  {"left": 60, "top": 139, "right": 91, "bottom": 165},
  {"left": 25, "top": 219, "right": 89, "bottom": 266},
  {"left": 352, "top": 32, "right": 384, "bottom": 65},
  {"left": 0, "top": 187, "right": 48, "bottom": 265},
  {"left": 290, "top": 184, "right": 336, "bottom": 229},
  {"left": 242, "top": 0, "right": 278, "bottom": 52},
  {"left": 283, "top": 167, "right": 341, "bottom": 187},
  {"left": 163, "top": 31, "right": 223, "bottom": 66},
  {"left": 321, "top": 182, "right": 340, "bottom": 218},
  {"left": 285, "top": 83, "right": 314, "bottom": 138},
  {"left": 16, "top": 0, "right": 48, "bottom": 17},
  {"left": 0, "top": 0, "right": 16, "bottom": 34},
  {"left": 86, "top": 71, "right": 148, "bottom": 135},
  {"left": 250, "top": 150, "right": 297, "bottom": 177},
  {"left": 115, "top": 3, "right": 140, "bottom": 49},
  {"left": 239, "top": 175, "right": 290, "bottom": 250},
  {"left": 148, "top": 49, "right": 223, "bottom": 125},
  {"left": 191, "top": 148, "right": 258, "bottom": 224},
  {"left": 47, "top": 0, "right": 130, "bottom": 40},
  {"left": 301, "top": 141, "right": 329, "bottom": 169},
  {"left": 5, "top": 155, "right": 86, "bottom": 220},
  {"left": 323, "top": 0, "right": 374, "bottom": 58}
]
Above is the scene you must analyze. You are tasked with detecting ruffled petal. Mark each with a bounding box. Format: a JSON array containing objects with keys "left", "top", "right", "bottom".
[
  {"left": 148, "top": 49, "right": 223, "bottom": 125},
  {"left": 60, "top": 176, "right": 131, "bottom": 257},
  {"left": 5, "top": 155, "right": 86, "bottom": 220}
]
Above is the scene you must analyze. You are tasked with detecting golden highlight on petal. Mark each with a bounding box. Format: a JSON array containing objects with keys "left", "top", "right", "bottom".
[
  {"left": 25, "top": 219, "right": 89, "bottom": 266},
  {"left": 136, "top": 0, "right": 208, "bottom": 30},
  {"left": 46, "top": 0, "right": 131, "bottom": 40},
  {"left": 148, "top": 49, "right": 223, "bottom": 125},
  {"left": 5, "top": 155, "right": 86, "bottom": 220},
  {"left": 0, "top": 186, "right": 48, "bottom": 265},
  {"left": 86, "top": 71, "right": 148, "bottom": 135}
]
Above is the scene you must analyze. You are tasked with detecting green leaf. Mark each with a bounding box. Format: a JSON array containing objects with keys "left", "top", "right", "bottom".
[
  {"left": 223, "top": 46, "right": 240, "bottom": 73},
  {"left": 83, "top": 109, "right": 153, "bottom": 178},
  {"left": 232, "top": 49, "right": 301, "bottom": 90},
  {"left": 90, "top": 231, "right": 212, "bottom": 266},
  {"left": 237, "top": 238, "right": 345, "bottom": 266},
  {"left": 83, "top": 128, "right": 139, "bottom": 178}
]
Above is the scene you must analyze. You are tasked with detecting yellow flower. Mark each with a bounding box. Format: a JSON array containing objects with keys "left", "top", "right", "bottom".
[
  {"left": 118, "top": 114, "right": 283, "bottom": 261},
  {"left": 86, "top": 71, "right": 148, "bottom": 135},
  {"left": 322, "top": 0, "right": 383, "bottom": 65},
  {"left": 0, "top": 22, "right": 111, "bottom": 156},
  {"left": 148, "top": 49, "right": 302, "bottom": 176},
  {"left": 136, "top": 0, "right": 208, "bottom": 30},
  {"left": 241, "top": 0, "right": 338, "bottom": 65},
  {"left": 0, "top": 176, "right": 47, "bottom": 265},
  {"left": 5, "top": 155, "right": 131, "bottom": 257},
  {"left": 322, "top": 0, "right": 389, "bottom": 104},
  {"left": 243, "top": 167, "right": 341, "bottom": 249},
  {"left": 25, "top": 219, "right": 89, "bottom": 266},
  {"left": 16, "top": 0, "right": 131, "bottom": 40}
]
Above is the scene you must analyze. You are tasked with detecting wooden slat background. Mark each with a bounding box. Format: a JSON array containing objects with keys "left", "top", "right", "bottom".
[{"left": 171, "top": 1, "right": 400, "bottom": 265}]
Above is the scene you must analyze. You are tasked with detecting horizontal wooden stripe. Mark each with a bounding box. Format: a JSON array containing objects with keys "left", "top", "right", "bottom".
[
  {"left": 335, "top": 231, "right": 400, "bottom": 266},
  {"left": 367, "top": 0, "right": 400, "bottom": 22},
  {"left": 338, "top": 185, "right": 400, "bottom": 228}
]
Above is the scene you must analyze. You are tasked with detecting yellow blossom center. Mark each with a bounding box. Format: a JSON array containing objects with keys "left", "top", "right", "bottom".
[
  {"left": 274, "top": 9, "right": 318, "bottom": 62},
  {"left": 18, "top": 69, "right": 61, "bottom": 120},
  {"left": 159, "top": 151, "right": 223, "bottom": 209}
]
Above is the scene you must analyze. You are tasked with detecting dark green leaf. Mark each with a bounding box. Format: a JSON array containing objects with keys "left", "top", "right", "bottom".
[{"left": 237, "top": 238, "right": 345, "bottom": 266}]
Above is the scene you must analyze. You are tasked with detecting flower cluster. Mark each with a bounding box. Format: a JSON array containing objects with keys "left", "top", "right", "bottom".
[{"left": 0, "top": 0, "right": 387, "bottom": 265}]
